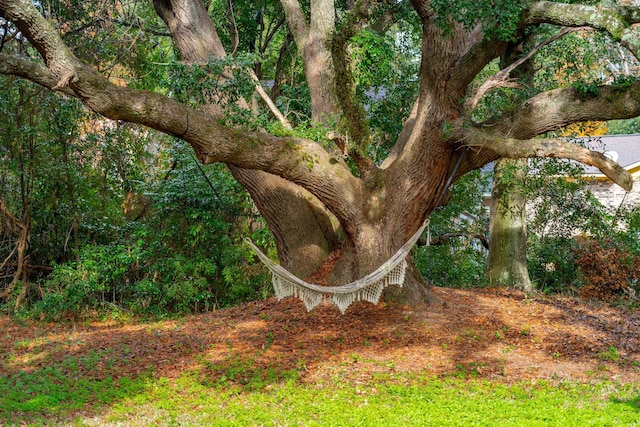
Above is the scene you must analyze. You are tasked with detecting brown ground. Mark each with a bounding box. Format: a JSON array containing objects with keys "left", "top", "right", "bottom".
[{"left": 1, "top": 287, "right": 640, "bottom": 386}]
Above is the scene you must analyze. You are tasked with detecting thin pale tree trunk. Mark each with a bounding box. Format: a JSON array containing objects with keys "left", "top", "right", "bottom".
[{"left": 487, "top": 158, "right": 532, "bottom": 291}]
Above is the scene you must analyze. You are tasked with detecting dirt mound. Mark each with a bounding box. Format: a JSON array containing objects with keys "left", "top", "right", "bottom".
[{"left": 1, "top": 287, "right": 639, "bottom": 384}]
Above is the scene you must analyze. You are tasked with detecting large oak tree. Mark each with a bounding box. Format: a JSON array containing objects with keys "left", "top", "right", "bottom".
[{"left": 2, "top": 0, "right": 640, "bottom": 302}]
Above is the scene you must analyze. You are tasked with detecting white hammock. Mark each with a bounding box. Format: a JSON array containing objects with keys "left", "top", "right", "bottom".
[{"left": 245, "top": 221, "right": 429, "bottom": 314}]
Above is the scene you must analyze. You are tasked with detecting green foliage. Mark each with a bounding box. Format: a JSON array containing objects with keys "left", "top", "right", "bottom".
[
  {"left": 25, "top": 142, "right": 271, "bottom": 320},
  {"left": 351, "top": 30, "right": 395, "bottom": 88},
  {"left": 430, "top": 0, "right": 526, "bottom": 41},
  {"left": 617, "top": 205, "right": 640, "bottom": 255},
  {"left": 607, "top": 117, "right": 640, "bottom": 134},
  {"left": 28, "top": 243, "right": 142, "bottom": 320},
  {"left": 416, "top": 243, "right": 488, "bottom": 288},
  {"left": 335, "top": 11, "right": 422, "bottom": 162},
  {"left": 165, "top": 54, "right": 258, "bottom": 116},
  {"left": 611, "top": 74, "right": 640, "bottom": 93},
  {"left": 0, "top": 77, "right": 124, "bottom": 275},
  {"left": 525, "top": 163, "right": 598, "bottom": 293},
  {"left": 526, "top": 158, "right": 611, "bottom": 239},
  {"left": 365, "top": 73, "right": 419, "bottom": 162},
  {"left": 528, "top": 235, "right": 582, "bottom": 293},
  {"left": 430, "top": 150, "right": 640, "bottom": 295},
  {"left": 415, "top": 171, "right": 489, "bottom": 288},
  {"left": 274, "top": 81, "right": 313, "bottom": 125},
  {"left": 572, "top": 79, "right": 600, "bottom": 98},
  {"left": 535, "top": 30, "right": 606, "bottom": 91}
]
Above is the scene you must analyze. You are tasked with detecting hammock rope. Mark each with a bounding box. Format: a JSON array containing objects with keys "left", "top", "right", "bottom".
[{"left": 245, "top": 220, "right": 429, "bottom": 314}]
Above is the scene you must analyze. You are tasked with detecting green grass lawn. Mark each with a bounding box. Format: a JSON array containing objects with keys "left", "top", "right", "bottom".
[{"left": 2, "top": 362, "right": 639, "bottom": 426}]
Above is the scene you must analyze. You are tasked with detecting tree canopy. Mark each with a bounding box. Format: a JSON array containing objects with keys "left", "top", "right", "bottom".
[{"left": 2, "top": 0, "right": 640, "bottom": 303}]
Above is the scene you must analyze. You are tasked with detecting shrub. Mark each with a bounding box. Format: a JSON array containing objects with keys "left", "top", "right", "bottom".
[
  {"left": 574, "top": 238, "right": 640, "bottom": 300},
  {"left": 415, "top": 240, "right": 487, "bottom": 288},
  {"left": 415, "top": 171, "right": 489, "bottom": 288},
  {"left": 528, "top": 236, "right": 582, "bottom": 293},
  {"left": 28, "top": 147, "right": 272, "bottom": 319}
]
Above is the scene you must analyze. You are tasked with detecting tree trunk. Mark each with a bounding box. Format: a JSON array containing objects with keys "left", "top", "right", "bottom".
[
  {"left": 486, "top": 158, "right": 532, "bottom": 291},
  {"left": 0, "top": 199, "right": 30, "bottom": 301},
  {"left": 485, "top": 38, "right": 535, "bottom": 292},
  {"left": 230, "top": 167, "right": 341, "bottom": 278},
  {"left": 281, "top": 0, "right": 339, "bottom": 123}
]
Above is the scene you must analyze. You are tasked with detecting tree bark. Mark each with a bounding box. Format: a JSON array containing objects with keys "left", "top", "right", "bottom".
[
  {"left": 230, "top": 167, "right": 341, "bottom": 278},
  {"left": 281, "top": 0, "right": 339, "bottom": 122},
  {"left": 486, "top": 159, "right": 532, "bottom": 291}
]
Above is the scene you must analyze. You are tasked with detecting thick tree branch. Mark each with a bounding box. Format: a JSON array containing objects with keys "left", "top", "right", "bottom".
[
  {"left": 458, "top": 9, "right": 640, "bottom": 162},
  {"left": 0, "top": 53, "right": 74, "bottom": 95},
  {"left": 455, "top": 1, "right": 640, "bottom": 106},
  {"left": 488, "top": 81, "right": 640, "bottom": 138},
  {"left": 152, "top": 0, "right": 226, "bottom": 59},
  {"left": 310, "top": 0, "right": 335, "bottom": 43},
  {"left": 523, "top": 1, "right": 640, "bottom": 58},
  {"left": 282, "top": 0, "right": 339, "bottom": 123},
  {"left": 0, "top": 0, "right": 363, "bottom": 225},
  {"left": 0, "top": 0, "right": 80, "bottom": 88},
  {"left": 463, "top": 128, "right": 633, "bottom": 191},
  {"left": 3, "top": 57, "right": 362, "bottom": 223},
  {"left": 448, "top": 25, "right": 508, "bottom": 93},
  {"left": 408, "top": 0, "right": 431, "bottom": 20},
  {"left": 380, "top": 98, "right": 418, "bottom": 169}
]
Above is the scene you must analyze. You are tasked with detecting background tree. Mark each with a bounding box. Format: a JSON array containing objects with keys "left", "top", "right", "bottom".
[
  {"left": 3, "top": 0, "right": 640, "bottom": 307},
  {"left": 0, "top": 75, "right": 91, "bottom": 308},
  {"left": 487, "top": 158, "right": 532, "bottom": 290},
  {"left": 485, "top": 37, "right": 536, "bottom": 291}
]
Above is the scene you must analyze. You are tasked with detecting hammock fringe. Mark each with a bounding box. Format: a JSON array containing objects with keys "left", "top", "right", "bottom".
[{"left": 245, "top": 221, "right": 427, "bottom": 314}]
